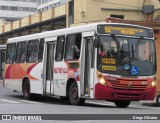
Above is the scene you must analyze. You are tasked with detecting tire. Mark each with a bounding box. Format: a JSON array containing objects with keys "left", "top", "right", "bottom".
[
  {"left": 114, "top": 100, "right": 131, "bottom": 108},
  {"left": 22, "top": 79, "right": 33, "bottom": 100},
  {"left": 156, "top": 95, "right": 160, "bottom": 106},
  {"left": 69, "top": 82, "right": 85, "bottom": 105}
]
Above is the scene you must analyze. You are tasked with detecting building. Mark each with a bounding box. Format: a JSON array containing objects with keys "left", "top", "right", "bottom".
[
  {"left": 0, "top": 2, "right": 66, "bottom": 44},
  {"left": 0, "top": 0, "right": 37, "bottom": 22},
  {"left": 67, "top": 0, "right": 160, "bottom": 27},
  {"left": 37, "top": 0, "right": 66, "bottom": 12},
  {"left": 0, "top": 18, "right": 7, "bottom": 25}
]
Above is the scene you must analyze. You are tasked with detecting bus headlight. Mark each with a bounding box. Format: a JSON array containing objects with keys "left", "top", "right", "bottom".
[
  {"left": 151, "top": 77, "right": 156, "bottom": 87},
  {"left": 100, "top": 78, "right": 106, "bottom": 85},
  {"left": 98, "top": 72, "right": 107, "bottom": 86},
  {"left": 151, "top": 81, "right": 156, "bottom": 87}
]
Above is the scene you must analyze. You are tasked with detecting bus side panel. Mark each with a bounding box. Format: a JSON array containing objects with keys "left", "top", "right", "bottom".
[
  {"left": 4, "top": 64, "right": 16, "bottom": 90},
  {"left": 4, "top": 62, "right": 43, "bottom": 94},
  {"left": 5, "top": 79, "right": 22, "bottom": 92},
  {"left": 29, "top": 62, "right": 43, "bottom": 94},
  {"left": 53, "top": 61, "right": 68, "bottom": 96},
  {"left": 30, "top": 80, "right": 43, "bottom": 94}
]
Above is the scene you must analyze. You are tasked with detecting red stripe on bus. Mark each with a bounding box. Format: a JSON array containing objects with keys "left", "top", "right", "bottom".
[
  {"left": 27, "top": 63, "right": 38, "bottom": 74},
  {"left": 5, "top": 64, "right": 12, "bottom": 79}
]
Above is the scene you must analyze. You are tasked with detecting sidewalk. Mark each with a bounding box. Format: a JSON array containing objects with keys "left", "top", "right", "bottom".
[{"left": 140, "top": 98, "right": 158, "bottom": 107}]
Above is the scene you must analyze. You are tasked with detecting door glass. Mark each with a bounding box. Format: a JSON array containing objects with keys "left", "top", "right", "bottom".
[
  {"left": 84, "top": 38, "right": 93, "bottom": 94},
  {"left": 46, "top": 43, "right": 55, "bottom": 81},
  {"left": 64, "top": 33, "right": 82, "bottom": 60}
]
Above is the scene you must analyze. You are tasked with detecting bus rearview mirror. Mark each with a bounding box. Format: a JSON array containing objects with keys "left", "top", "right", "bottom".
[{"left": 94, "top": 37, "right": 99, "bottom": 47}]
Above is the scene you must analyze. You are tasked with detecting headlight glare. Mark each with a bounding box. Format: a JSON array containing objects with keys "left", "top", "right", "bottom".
[
  {"left": 151, "top": 81, "right": 156, "bottom": 87},
  {"left": 97, "top": 72, "right": 107, "bottom": 86}
]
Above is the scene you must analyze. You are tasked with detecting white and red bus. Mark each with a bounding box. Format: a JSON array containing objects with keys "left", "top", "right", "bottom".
[{"left": 4, "top": 23, "right": 156, "bottom": 107}]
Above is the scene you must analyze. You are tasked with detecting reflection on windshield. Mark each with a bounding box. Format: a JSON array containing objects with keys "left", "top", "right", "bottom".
[{"left": 97, "top": 36, "right": 156, "bottom": 76}]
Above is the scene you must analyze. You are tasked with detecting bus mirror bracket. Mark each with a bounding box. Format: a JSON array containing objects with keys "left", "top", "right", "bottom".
[{"left": 94, "top": 34, "right": 99, "bottom": 48}]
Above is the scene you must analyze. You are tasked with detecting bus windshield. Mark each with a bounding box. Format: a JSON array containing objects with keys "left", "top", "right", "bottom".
[{"left": 97, "top": 35, "right": 156, "bottom": 76}]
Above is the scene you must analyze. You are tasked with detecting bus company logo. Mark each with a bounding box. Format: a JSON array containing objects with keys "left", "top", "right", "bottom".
[
  {"left": 128, "top": 82, "right": 133, "bottom": 89},
  {"left": 54, "top": 68, "right": 68, "bottom": 74},
  {"left": 2, "top": 115, "right": 11, "bottom": 120}
]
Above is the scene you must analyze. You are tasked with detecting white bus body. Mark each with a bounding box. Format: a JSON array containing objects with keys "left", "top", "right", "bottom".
[{"left": 4, "top": 23, "right": 156, "bottom": 107}]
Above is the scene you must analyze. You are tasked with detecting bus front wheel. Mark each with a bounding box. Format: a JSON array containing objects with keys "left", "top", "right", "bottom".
[
  {"left": 69, "top": 82, "right": 85, "bottom": 105},
  {"left": 156, "top": 95, "right": 160, "bottom": 106},
  {"left": 114, "top": 100, "right": 131, "bottom": 108}
]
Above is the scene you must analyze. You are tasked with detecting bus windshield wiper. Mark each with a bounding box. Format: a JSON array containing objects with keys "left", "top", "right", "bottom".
[{"left": 111, "top": 34, "right": 120, "bottom": 50}]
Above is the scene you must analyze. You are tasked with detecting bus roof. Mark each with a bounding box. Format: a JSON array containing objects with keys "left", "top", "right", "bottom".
[{"left": 7, "top": 23, "right": 153, "bottom": 44}]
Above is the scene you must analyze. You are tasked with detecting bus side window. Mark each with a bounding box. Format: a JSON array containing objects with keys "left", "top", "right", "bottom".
[
  {"left": 38, "top": 39, "right": 44, "bottom": 62},
  {"left": 6, "top": 43, "right": 16, "bottom": 64},
  {"left": 16, "top": 42, "right": 27, "bottom": 63},
  {"left": 55, "top": 36, "right": 65, "bottom": 61},
  {"left": 26, "top": 40, "right": 39, "bottom": 63},
  {"left": 64, "top": 33, "right": 82, "bottom": 60}
]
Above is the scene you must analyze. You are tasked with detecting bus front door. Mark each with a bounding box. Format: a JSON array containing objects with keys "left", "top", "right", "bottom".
[
  {"left": 44, "top": 42, "right": 55, "bottom": 94},
  {"left": 81, "top": 37, "right": 93, "bottom": 97}
]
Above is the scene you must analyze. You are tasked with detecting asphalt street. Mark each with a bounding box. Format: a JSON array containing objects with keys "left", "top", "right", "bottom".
[{"left": 0, "top": 80, "right": 160, "bottom": 122}]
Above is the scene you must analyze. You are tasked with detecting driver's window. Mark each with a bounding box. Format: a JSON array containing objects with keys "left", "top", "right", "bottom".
[{"left": 64, "top": 33, "right": 82, "bottom": 60}]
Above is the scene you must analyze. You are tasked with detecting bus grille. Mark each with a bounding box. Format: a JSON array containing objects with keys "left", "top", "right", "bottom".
[
  {"left": 109, "top": 81, "right": 147, "bottom": 90},
  {"left": 115, "top": 93, "right": 142, "bottom": 99}
]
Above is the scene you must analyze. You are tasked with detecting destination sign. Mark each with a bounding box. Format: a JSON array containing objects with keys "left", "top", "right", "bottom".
[{"left": 97, "top": 25, "right": 153, "bottom": 38}]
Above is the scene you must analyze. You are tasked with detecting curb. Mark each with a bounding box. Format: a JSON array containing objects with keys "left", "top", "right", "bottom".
[
  {"left": 140, "top": 98, "right": 158, "bottom": 107},
  {"left": 141, "top": 98, "right": 160, "bottom": 107},
  {"left": 142, "top": 102, "right": 158, "bottom": 107}
]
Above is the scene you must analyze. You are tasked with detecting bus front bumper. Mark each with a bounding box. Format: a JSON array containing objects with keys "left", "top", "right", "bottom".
[{"left": 95, "top": 83, "right": 156, "bottom": 101}]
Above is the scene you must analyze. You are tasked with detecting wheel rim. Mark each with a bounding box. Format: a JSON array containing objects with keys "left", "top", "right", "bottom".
[{"left": 71, "top": 87, "right": 78, "bottom": 100}]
